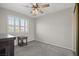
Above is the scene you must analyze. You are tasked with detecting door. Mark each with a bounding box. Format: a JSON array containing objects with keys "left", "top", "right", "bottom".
[{"left": 75, "top": 3, "right": 79, "bottom": 56}]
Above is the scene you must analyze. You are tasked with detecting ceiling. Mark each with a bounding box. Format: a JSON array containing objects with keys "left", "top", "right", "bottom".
[{"left": 0, "top": 3, "right": 74, "bottom": 18}]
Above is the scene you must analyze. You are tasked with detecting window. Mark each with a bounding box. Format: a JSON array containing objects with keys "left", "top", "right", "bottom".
[
  {"left": 15, "top": 17, "right": 19, "bottom": 32},
  {"left": 8, "top": 16, "right": 14, "bottom": 32},
  {"left": 8, "top": 15, "right": 28, "bottom": 33},
  {"left": 20, "top": 19, "right": 25, "bottom": 32}
]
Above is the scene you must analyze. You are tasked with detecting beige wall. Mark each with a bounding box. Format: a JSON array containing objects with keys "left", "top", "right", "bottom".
[
  {"left": 36, "top": 7, "right": 75, "bottom": 51},
  {"left": 0, "top": 7, "right": 75, "bottom": 51},
  {"left": 0, "top": 7, "right": 36, "bottom": 45}
]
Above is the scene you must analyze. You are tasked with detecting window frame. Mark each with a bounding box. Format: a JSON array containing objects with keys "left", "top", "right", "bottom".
[{"left": 7, "top": 15, "right": 28, "bottom": 34}]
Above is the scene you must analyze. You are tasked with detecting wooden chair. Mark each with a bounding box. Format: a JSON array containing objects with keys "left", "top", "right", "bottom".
[{"left": 17, "top": 36, "right": 27, "bottom": 46}]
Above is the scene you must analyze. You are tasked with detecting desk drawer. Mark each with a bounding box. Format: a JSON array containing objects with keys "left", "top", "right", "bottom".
[{"left": 0, "top": 41, "right": 9, "bottom": 47}]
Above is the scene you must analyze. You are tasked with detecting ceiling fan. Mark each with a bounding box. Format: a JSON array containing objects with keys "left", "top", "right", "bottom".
[{"left": 24, "top": 3, "right": 50, "bottom": 15}]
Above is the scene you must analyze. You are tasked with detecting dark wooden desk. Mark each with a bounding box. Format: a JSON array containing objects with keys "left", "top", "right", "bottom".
[{"left": 0, "top": 34, "right": 16, "bottom": 56}]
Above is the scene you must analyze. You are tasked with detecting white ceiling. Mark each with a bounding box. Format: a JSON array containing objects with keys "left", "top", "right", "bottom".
[{"left": 0, "top": 3, "right": 74, "bottom": 18}]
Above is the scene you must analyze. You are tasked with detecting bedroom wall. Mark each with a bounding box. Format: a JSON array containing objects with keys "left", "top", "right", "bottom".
[
  {"left": 36, "top": 7, "right": 74, "bottom": 51},
  {"left": 0, "top": 7, "right": 36, "bottom": 45}
]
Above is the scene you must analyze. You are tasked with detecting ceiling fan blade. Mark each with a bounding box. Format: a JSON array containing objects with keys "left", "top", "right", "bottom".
[
  {"left": 39, "top": 4, "right": 49, "bottom": 8},
  {"left": 31, "top": 3, "right": 37, "bottom": 7},
  {"left": 37, "top": 8, "right": 44, "bottom": 14}
]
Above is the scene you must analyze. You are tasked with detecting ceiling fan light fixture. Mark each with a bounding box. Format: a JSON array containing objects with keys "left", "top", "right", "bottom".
[
  {"left": 25, "top": 3, "right": 50, "bottom": 16},
  {"left": 32, "top": 9, "right": 39, "bottom": 15}
]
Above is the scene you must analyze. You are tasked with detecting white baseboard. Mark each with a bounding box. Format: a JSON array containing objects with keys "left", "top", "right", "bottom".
[{"left": 36, "top": 39, "right": 74, "bottom": 52}]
